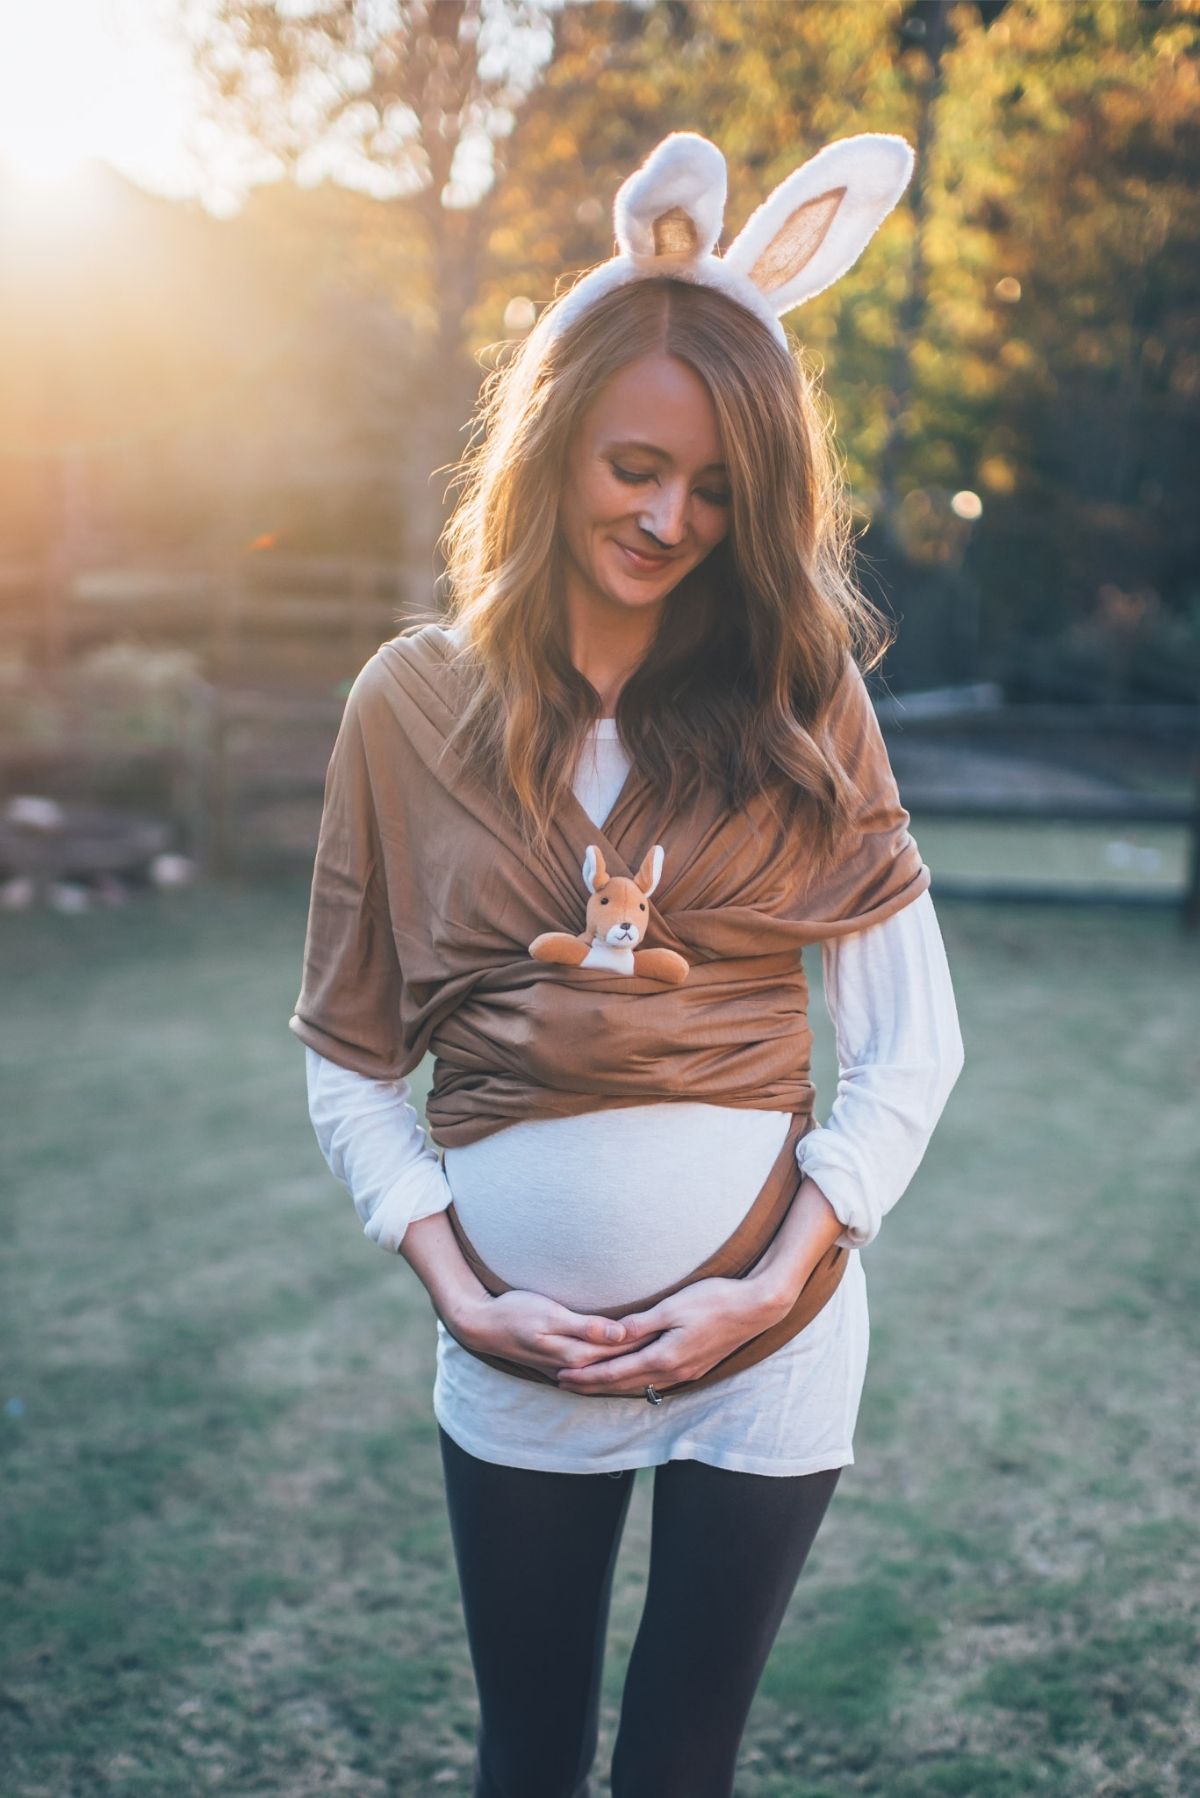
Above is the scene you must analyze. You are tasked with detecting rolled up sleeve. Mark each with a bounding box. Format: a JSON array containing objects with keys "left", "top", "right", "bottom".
[
  {"left": 305, "top": 1046, "right": 453, "bottom": 1254},
  {"left": 795, "top": 886, "right": 965, "bottom": 1250}
]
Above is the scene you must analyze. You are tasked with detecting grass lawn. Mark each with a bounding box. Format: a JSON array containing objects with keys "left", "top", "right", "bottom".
[
  {"left": 906, "top": 818, "right": 1189, "bottom": 896},
  {"left": 2, "top": 879, "right": 1197, "bottom": 1796}
]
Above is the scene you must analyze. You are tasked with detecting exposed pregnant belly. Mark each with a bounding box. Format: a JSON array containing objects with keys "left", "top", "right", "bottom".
[{"left": 442, "top": 1102, "right": 795, "bottom": 1313}]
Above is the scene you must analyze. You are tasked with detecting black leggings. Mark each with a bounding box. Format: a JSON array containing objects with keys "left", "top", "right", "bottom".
[{"left": 437, "top": 1424, "right": 842, "bottom": 1798}]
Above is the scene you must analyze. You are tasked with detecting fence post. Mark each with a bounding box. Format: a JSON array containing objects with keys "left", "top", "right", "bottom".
[
  {"left": 42, "top": 542, "right": 68, "bottom": 675},
  {"left": 171, "top": 677, "right": 213, "bottom": 869},
  {"left": 210, "top": 548, "right": 244, "bottom": 684},
  {"left": 1184, "top": 747, "right": 1200, "bottom": 935},
  {"left": 208, "top": 687, "right": 235, "bottom": 877},
  {"left": 350, "top": 561, "right": 375, "bottom": 668}
]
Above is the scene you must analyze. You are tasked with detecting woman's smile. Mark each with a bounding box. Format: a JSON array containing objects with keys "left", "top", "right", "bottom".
[{"left": 613, "top": 539, "right": 679, "bottom": 575}]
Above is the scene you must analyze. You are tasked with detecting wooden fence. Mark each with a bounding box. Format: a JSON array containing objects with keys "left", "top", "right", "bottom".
[
  {"left": 2, "top": 668, "right": 1197, "bottom": 932},
  {"left": 0, "top": 554, "right": 412, "bottom": 684},
  {"left": 877, "top": 693, "right": 1200, "bottom": 928},
  {"left": 199, "top": 689, "right": 1200, "bottom": 933}
]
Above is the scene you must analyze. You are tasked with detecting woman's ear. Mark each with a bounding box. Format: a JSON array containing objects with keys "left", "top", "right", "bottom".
[
  {"left": 723, "top": 134, "right": 914, "bottom": 315},
  {"left": 582, "top": 844, "right": 608, "bottom": 894}
]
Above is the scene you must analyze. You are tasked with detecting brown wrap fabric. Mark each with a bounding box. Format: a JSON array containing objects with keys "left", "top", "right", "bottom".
[{"left": 290, "top": 622, "right": 930, "bottom": 1393}]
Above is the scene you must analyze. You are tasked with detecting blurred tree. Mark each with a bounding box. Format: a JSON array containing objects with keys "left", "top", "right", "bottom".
[
  {"left": 471, "top": 0, "right": 921, "bottom": 500},
  {"left": 190, "top": 0, "right": 1200, "bottom": 695},
  {"left": 197, "top": 0, "right": 557, "bottom": 587},
  {"left": 918, "top": 0, "right": 1200, "bottom": 696},
  {"left": 197, "top": 0, "right": 934, "bottom": 585}
]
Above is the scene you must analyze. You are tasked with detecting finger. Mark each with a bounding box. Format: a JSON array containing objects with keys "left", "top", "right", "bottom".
[
  {"left": 491, "top": 1341, "right": 622, "bottom": 1380},
  {"left": 547, "top": 1334, "right": 649, "bottom": 1370},
  {"left": 548, "top": 1310, "right": 630, "bottom": 1345},
  {"left": 607, "top": 1305, "right": 669, "bottom": 1340},
  {"left": 555, "top": 1340, "right": 677, "bottom": 1390}
]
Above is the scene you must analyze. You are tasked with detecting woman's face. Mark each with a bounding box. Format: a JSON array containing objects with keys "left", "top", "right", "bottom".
[{"left": 558, "top": 351, "right": 732, "bottom": 618}]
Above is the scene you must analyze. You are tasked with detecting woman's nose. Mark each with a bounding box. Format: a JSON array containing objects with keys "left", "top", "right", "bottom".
[{"left": 638, "top": 484, "right": 689, "bottom": 545}]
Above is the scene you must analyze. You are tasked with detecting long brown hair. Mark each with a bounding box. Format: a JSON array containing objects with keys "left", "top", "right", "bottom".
[{"left": 429, "top": 273, "right": 895, "bottom": 870}]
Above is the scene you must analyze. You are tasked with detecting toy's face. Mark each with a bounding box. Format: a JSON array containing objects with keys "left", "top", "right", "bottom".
[
  {"left": 586, "top": 877, "right": 650, "bottom": 948},
  {"left": 558, "top": 351, "right": 732, "bottom": 626}
]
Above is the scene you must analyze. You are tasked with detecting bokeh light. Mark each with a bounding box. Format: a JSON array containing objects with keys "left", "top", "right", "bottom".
[{"left": 503, "top": 295, "right": 537, "bottom": 333}]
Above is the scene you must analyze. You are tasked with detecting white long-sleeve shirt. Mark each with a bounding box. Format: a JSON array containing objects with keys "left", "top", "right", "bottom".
[{"left": 302, "top": 717, "right": 964, "bottom": 1476}]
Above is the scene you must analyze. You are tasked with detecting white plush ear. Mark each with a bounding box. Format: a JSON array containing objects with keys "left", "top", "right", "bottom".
[
  {"left": 635, "top": 843, "right": 665, "bottom": 898},
  {"left": 723, "top": 134, "right": 914, "bottom": 314},
  {"left": 614, "top": 131, "right": 727, "bottom": 261},
  {"left": 582, "top": 845, "right": 605, "bottom": 895}
]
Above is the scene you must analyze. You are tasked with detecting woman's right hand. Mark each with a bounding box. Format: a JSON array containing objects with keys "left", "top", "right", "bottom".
[
  {"left": 398, "top": 1211, "right": 653, "bottom": 1378},
  {"left": 449, "top": 1288, "right": 646, "bottom": 1379}
]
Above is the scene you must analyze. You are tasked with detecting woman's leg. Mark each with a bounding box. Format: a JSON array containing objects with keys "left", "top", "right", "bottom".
[
  {"left": 437, "top": 1424, "right": 637, "bottom": 1798},
  {"left": 609, "top": 1457, "right": 842, "bottom": 1798}
]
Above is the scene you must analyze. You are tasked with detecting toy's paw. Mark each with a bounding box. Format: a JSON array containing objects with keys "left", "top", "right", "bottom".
[
  {"left": 529, "top": 931, "right": 589, "bottom": 967},
  {"left": 631, "top": 946, "right": 690, "bottom": 985}
]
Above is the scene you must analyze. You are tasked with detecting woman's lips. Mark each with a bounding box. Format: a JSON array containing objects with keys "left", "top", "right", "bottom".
[{"left": 615, "top": 540, "right": 677, "bottom": 573}]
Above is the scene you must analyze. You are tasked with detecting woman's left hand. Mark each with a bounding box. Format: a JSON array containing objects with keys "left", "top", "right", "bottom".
[{"left": 553, "top": 1275, "right": 786, "bottom": 1396}]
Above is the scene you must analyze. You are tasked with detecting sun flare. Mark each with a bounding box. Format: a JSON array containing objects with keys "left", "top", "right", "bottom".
[{"left": 0, "top": 0, "right": 196, "bottom": 194}]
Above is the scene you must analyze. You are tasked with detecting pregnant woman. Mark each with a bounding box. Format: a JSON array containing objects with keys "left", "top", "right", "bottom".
[{"left": 291, "top": 132, "right": 964, "bottom": 1798}]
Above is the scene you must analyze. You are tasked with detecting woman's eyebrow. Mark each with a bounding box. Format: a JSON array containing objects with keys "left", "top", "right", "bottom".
[{"left": 604, "top": 438, "right": 727, "bottom": 474}]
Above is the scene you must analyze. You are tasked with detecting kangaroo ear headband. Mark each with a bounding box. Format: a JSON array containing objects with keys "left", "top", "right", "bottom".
[{"left": 532, "top": 130, "right": 915, "bottom": 350}]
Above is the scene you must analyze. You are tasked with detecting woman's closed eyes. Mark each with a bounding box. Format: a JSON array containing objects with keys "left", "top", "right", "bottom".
[{"left": 610, "top": 463, "right": 731, "bottom": 508}]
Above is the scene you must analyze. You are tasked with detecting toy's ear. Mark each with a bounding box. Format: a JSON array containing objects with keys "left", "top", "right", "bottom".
[
  {"left": 582, "top": 844, "right": 608, "bottom": 894},
  {"left": 723, "top": 134, "right": 913, "bottom": 315},
  {"left": 614, "top": 131, "right": 727, "bottom": 261},
  {"left": 634, "top": 843, "right": 665, "bottom": 898}
]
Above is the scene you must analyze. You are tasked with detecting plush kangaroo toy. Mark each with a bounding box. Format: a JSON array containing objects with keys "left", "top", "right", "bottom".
[{"left": 529, "top": 843, "right": 690, "bottom": 984}]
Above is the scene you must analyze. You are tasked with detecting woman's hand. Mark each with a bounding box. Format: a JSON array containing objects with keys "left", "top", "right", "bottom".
[
  {"left": 448, "top": 1288, "right": 640, "bottom": 1381},
  {"left": 402, "top": 1213, "right": 635, "bottom": 1379},
  {"left": 555, "top": 1174, "right": 844, "bottom": 1396},
  {"left": 553, "top": 1275, "right": 786, "bottom": 1397}
]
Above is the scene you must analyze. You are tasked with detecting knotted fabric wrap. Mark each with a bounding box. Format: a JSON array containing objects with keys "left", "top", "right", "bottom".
[{"left": 290, "top": 623, "right": 931, "bottom": 1393}]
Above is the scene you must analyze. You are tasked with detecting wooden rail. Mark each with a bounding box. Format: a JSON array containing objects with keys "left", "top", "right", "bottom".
[
  {"left": 3, "top": 675, "right": 1198, "bottom": 931},
  {"left": 888, "top": 697, "right": 1200, "bottom": 930},
  {"left": 902, "top": 790, "right": 1200, "bottom": 928},
  {"left": 0, "top": 556, "right": 411, "bottom": 677}
]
